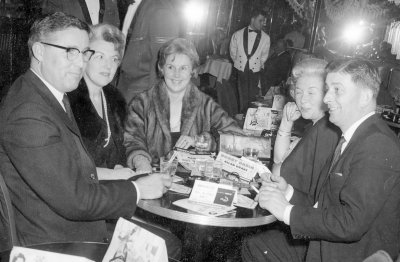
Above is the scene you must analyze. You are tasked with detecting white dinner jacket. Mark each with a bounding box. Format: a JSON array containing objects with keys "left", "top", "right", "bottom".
[{"left": 230, "top": 27, "right": 270, "bottom": 73}]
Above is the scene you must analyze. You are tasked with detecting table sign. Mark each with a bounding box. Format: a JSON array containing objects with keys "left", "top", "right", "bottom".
[
  {"left": 173, "top": 180, "right": 237, "bottom": 216},
  {"left": 216, "top": 152, "right": 271, "bottom": 182},
  {"left": 10, "top": 246, "right": 94, "bottom": 262},
  {"left": 216, "top": 152, "right": 257, "bottom": 181},
  {"left": 102, "top": 218, "right": 168, "bottom": 262}
]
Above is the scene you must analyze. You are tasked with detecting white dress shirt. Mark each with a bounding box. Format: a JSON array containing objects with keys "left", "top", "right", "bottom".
[{"left": 85, "top": 0, "right": 100, "bottom": 25}]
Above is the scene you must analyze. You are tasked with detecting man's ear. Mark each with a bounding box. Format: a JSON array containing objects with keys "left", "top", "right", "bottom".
[
  {"left": 32, "top": 42, "right": 44, "bottom": 62},
  {"left": 360, "top": 88, "right": 373, "bottom": 107}
]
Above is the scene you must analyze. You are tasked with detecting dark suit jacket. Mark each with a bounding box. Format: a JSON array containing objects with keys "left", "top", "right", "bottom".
[
  {"left": 289, "top": 114, "right": 400, "bottom": 261},
  {"left": 117, "top": 0, "right": 183, "bottom": 102},
  {"left": 281, "top": 115, "right": 341, "bottom": 201},
  {"left": 41, "top": 0, "right": 120, "bottom": 27},
  {"left": 0, "top": 70, "right": 137, "bottom": 245}
]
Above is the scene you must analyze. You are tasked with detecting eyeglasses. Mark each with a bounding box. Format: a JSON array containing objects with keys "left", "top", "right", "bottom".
[{"left": 40, "top": 42, "right": 95, "bottom": 62}]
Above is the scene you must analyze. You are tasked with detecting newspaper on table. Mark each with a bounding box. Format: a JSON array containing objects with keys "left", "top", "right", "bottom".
[
  {"left": 215, "top": 152, "right": 272, "bottom": 182},
  {"left": 173, "top": 180, "right": 237, "bottom": 217},
  {"left": 102, "top": 217, "right": 168, "bottom": 262},
  {"left": 174, "top": 149, "right": 214, "bottom": 171},
  {"left": 9, "top": 246, "right": 94, "bottom": 262}
]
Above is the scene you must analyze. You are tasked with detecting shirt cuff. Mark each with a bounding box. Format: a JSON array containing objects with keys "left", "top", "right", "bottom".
[
  {"left": 131, "top": 182, "right": 140, "bottom": 204},
  {"left": 285, "top": 184, "right": 294, "bottom": 201},
  {"left": 283, "top": 204, "right": 294, "bottom": 225}
]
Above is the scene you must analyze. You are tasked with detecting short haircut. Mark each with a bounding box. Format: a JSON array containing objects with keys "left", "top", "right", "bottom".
[
  {"left": 292, "top": 57, "right": 328, "bottom": 85},
  {"left": 326, "top": 59, "right": 381, "bottom": 98},
  {"left": 28, "top": 12, "right": 90, "bottom": 57},
  {"left": 250, "top": 9, "right": 267, "bottom": 19},
  {"left": 157, "top": 38, "right": 200, "bottom": 72},
  {"left": 90, "top": 23, "right": 126, "bottom": 58}
]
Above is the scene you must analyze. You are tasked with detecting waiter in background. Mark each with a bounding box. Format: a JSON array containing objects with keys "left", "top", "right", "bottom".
[{"left": 230, "top": 9, "right": 270, "bottom": 114}]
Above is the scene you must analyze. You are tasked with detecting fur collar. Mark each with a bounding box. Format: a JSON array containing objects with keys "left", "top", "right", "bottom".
[{"left": 151, "top": 80, "right": 203, "bottom": 135}]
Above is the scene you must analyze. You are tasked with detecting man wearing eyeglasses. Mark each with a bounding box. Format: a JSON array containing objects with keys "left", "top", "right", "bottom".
[{"left": 0, "top": 12, "right": 178, "bottom": 254}]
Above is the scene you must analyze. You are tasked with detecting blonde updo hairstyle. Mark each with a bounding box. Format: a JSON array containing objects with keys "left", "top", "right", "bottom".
[{"left": 289, "top": 58, "right": 328, "bottom": 99}]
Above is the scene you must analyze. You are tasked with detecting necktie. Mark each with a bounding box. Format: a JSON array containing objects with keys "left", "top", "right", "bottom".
[
  {"left": 328, "top": 136, "right": 346, "bottom": 173},
  {"left": 62, "top": 94, "right": 74, "bottom": 121},
  {"left": 248, "top": 29, "right": 258, "bottom": 33}
]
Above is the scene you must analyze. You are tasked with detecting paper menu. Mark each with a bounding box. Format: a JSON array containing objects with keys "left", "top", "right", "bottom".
[
  {"left": 102, "top": 218, "right": 168, "bottom": 262},
  {"left": 189, "top": 180, "right": 237, "bottom": 207},
  {"left": 10, "top": 246, "right": 94, "bottom": 262},
  {"left": 173, "top": 198, "right": 236, "bottom": 217},
  {"left": 172, "top": 180, "right": 238, "bottom": 217}
]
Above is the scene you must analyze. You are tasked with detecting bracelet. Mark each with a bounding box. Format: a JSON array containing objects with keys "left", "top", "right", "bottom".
[
  {"left": 277, "top": 131, "right": 290, "bottom": 137},
  {"left": 277, "top": 129, "right": 291, "bottom": 137}
]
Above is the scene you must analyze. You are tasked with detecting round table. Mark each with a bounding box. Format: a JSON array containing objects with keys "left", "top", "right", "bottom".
[{"left": 138, "top": 174, "right": 276, "bottom": 228}]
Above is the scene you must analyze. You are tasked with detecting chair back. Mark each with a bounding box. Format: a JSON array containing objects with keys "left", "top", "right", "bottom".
[{"left": 0, "top": 170, "right": 18, "bottom": 252}]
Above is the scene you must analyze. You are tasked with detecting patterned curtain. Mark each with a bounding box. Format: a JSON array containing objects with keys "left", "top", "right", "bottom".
[{"left": 324, "top": 0, "right": 386, "bottom": 22}]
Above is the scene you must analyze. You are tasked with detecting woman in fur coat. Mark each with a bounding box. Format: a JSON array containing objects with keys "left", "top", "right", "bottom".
[{"left": 125, "top": 38, "right": 245, "bottom": 172}]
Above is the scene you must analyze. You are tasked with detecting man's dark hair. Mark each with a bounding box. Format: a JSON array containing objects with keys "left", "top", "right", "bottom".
[
  {"left": 250, "top": 9, "right": 267, "bottom": 19},
  {"left": 28, "top": 12, "right": 90, "bottom": 57},
  {"left": 326, "top": 59, "right": 381, "bottom": 98}
]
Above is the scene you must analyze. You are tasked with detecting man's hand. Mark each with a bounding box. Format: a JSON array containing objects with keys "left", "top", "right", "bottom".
[
  {"left": 258, "top": 184, "right": 290, "bottom": 221},
  {"left": 135, "top": 174, "right": 172, "bottom": 199}
]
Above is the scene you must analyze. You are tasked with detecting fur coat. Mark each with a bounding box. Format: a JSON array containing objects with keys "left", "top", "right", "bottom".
[{"left": 124, "top": 80, "right": 245, "bottom": 167}]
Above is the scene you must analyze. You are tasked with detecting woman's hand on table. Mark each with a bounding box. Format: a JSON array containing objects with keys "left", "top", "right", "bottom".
[
  {"left": 135, "top": 173, "right": 173, "bottom": 199},
  {"left": 175, "top": 135, "right": 195, "bottom": 149},
  {"left": 134, "top": 157, "right": 153, "bottom": 173}
]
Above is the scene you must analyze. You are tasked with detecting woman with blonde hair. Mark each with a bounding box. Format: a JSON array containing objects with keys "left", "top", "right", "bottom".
[{"left": 272, "top": 57, "right": 341, "bottom": 193}]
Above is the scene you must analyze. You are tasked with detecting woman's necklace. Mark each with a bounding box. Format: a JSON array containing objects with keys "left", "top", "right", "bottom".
[{"left": 101, "top": 89, "right": 111, "bottom": 147}]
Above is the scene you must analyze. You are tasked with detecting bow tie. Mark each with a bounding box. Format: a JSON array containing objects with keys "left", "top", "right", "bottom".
[{"left": 248, "top": 28, "right": 259, "bottom": 33}]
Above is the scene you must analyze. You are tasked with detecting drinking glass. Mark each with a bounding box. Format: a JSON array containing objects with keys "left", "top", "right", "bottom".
[
  {"left": 194, "top": 159, "right": 207, "bottom": 176},
  {"left": 194, "top": 134, "right": 210, "bottom": 152},
  {"left": 160, "top": 157, "right": 179, "bottom": 176},
  {"left": 242, "top": 148, "right": 259, "bottom": 161}
]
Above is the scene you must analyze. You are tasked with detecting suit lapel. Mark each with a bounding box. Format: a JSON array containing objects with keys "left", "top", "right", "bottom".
[
  {"left": 26, "top": 71, "right": 82, "bottom": 137},
  {"left": 316, "top": 115, "right": 378, "bottom": 202},
  {"left": 77, "top": 0, "right": 92, "bottom": 24},
  {"left": 249, "top": 31, "right": 261, "bottom": 57},
  {"left": 243, "top": 28, "right": 249, "bottom": 57}
]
